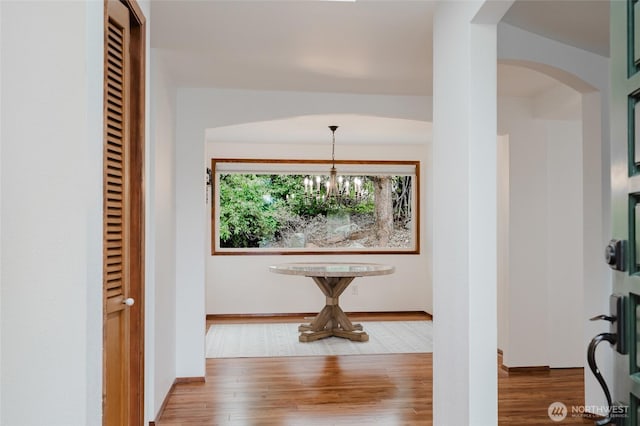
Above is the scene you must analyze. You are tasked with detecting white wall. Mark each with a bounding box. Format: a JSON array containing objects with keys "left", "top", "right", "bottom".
[
  {"left": 546, "top": 120, "right": 584, "bottom": 368},
  {"left": 0, "top": 2, "right": 103, "bottom": 425},
  {"left": 500, "top": 97, "right": 550, "bottom": 367},
  {"left": 498, "top": 95, "right": 584, "bottom": 368},
  {"left": 148, "top": 50, "right": 178, "bottom": 420},
  {"left": 206, "top": 140, "right": 430, "bottom": 315},
  {"left": 581, "top": 91, "right": 610, "bottom": 409},
  {"left": 497, "top": 135, "right": 509, "bottom": 353}
]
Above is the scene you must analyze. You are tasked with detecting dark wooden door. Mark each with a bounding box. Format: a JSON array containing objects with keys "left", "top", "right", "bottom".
[{"left": 103, "top": 1, "right": 145, "bottom": 424}]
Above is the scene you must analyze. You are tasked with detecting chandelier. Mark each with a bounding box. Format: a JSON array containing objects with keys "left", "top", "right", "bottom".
[{"left": 302, "top": 125, "right": 369, "bottom": 208}]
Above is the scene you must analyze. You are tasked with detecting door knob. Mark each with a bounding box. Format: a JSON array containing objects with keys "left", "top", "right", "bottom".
[{"left": 123, "top": 297, "right": 135, "bottom": 306}]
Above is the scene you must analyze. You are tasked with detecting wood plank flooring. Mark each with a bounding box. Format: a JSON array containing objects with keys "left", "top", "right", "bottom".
[{"left": 156, "top": 314, "right": 592, "bottom": 425}]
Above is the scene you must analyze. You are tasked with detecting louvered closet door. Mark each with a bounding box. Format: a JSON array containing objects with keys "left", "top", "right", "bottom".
[{"left": 104, "top": 1, "right": 131, "bottom": 424}]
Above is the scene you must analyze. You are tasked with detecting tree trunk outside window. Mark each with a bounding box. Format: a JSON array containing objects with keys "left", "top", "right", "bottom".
[{"left": 373, "top": 176, "right": 393, "bottom": 246}]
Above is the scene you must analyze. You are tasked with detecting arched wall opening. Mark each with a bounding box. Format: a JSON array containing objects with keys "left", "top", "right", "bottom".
[
  {"left": 173, "top": 89, "right": 435, "bottom": 379},
  {"left": 204, "top": 114, "right": 432, "bottom": 318},
  {"left": 496, "top": 46, "right": 608, "bottom": 410}
]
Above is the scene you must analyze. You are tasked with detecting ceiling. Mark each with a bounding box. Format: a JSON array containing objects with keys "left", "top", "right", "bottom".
[
  {"left": 151, "top": 0, "right": 609, "bottom": 98},
  {"left": 501, "top": 0, "right": 609, "bottom": 58}
]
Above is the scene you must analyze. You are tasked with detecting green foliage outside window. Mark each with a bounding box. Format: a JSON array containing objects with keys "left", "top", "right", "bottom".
[
  {"left": 214, "top": 158, "right": 417, "bottom": 253},
  {"left": 218, "top": 173, "right": 379, "bottom": 248},
  {"left": 218, "top": 174, "right": 280, "bottom": 248}
]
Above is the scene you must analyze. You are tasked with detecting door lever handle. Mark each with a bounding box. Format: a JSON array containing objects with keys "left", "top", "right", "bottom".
[
  {"left": 590, "top": 314, "right": 616, "bottom": 322},
  {"left": 588, "top": 333, "right": 617, "bottom": 426}
]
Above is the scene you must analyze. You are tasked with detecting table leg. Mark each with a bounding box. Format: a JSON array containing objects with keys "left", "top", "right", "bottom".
[{"left": 298, "top": 276, "right": 369, "bottom": 342}]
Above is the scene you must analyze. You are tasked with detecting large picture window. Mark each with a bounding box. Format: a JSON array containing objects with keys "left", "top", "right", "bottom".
[{"left": 211, "top": 158, "right": 420, "bottom": 255}]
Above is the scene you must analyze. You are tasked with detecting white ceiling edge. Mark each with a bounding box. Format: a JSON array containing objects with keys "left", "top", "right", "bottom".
[
  {"left": 206, "top": 114, "right": 433, "bottom": 145},
  {"left": 205, "top": 79, "right": 581, "bottom": 146}
]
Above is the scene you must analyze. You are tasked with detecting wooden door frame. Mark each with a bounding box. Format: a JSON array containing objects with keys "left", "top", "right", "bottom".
[
  {"left": 103, "top": 0, "right": 146, "bottom": 424},
  {"left": 122, "top": 2, "right": 145, "bottom": 423}
]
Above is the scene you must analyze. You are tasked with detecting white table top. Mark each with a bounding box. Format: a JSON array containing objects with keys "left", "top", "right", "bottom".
[{"left": 269, "top": 262, "right": 395, "bottom": 277}]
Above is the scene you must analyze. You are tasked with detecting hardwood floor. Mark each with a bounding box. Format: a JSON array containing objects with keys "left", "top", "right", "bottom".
[{"left": 156, "top": 314, "right": 592, "bottom": 425}]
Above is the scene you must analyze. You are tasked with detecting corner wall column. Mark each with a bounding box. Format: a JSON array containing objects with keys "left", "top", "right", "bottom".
[{"left": 432, "top": 1, "right": 508, "bottom": 423}]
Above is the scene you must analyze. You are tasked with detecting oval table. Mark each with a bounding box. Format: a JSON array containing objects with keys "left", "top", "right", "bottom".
[{"left": 269, "top": 262, "right": 395, "bottom": 342}]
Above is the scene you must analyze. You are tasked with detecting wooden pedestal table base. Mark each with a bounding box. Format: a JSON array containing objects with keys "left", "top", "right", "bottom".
[
  {"left": 268, "top": 262, "right": 395, "bottom": 343},
  {"left": 298, "top": 276, "right": 368, "bottom": 342}
]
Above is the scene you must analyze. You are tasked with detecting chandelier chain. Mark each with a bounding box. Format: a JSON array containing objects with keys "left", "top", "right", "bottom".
[{"left": 330, "top": 126, "right": 337, "bottom": 168}]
